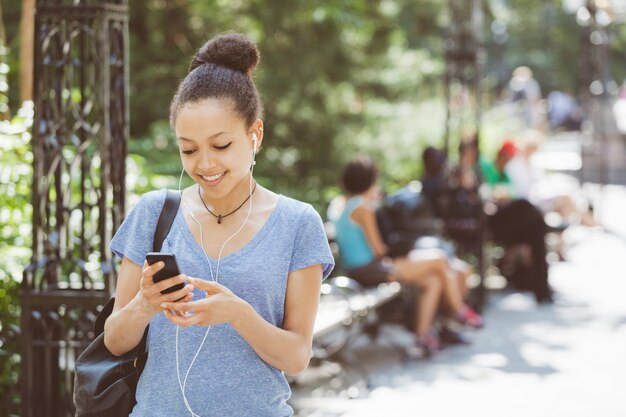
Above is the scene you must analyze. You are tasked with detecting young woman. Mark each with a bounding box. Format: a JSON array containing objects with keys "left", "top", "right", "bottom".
[
  {"left": 330, "top": 156, "right": 482, "bottom": 356},
  {"left": 103, "top": 33, "right": 334, "bottom": 416}
]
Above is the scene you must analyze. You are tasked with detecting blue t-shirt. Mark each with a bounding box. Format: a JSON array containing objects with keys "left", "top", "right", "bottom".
[{"left": 109, "top": 189, "right": 334, "bottom": 417}]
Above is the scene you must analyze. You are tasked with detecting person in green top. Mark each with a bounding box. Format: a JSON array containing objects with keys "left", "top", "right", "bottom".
[{"left": 478, "top": 139, "right": 518, "bottom": 202}]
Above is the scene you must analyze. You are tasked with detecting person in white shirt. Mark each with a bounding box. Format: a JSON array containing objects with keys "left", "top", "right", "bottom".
[{"left": 504, "top": 131, "right": 595, "bottom": 227}]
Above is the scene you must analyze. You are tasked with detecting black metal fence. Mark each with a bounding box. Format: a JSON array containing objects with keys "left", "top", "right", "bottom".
[
  {"left": 20, "top": 1, "right": 128, "bottom": 416},
  {"left": 443, "top": 0, "right": 482, "bottom": 156}
]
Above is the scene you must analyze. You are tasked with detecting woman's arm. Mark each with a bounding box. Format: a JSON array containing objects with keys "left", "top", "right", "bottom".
[
  {"left": 351, "top": 203, "right": 388, "bottom": 257},
  {"left": 103, "top": 257, "right": 194, "bottom": 356},
  {"left": 162, "top": 264, "right": 323, "bottom": 375}
]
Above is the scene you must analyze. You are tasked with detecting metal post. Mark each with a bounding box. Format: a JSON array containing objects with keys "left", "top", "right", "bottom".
[
  {"left": 444, "top": 0, "right": 482, "bottom": 157},
  {"left": 444, "top": 0, "right": 487, "bottom": 311},
  {"left": 21, "top": 1, "right": 128, "bottom": 416}
]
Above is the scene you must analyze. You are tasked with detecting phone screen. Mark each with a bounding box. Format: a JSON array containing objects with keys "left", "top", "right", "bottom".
[{"left": 145, "top": 252, "right": 185, "bottom": 294}]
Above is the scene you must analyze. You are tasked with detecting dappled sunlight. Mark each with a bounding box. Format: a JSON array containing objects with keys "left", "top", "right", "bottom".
[{"left": 292, "top": 185, "right": 626, "bottom": 415}]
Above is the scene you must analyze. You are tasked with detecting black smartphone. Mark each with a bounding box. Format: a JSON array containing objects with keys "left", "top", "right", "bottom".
[{"left": 145, "top": 252, "right": 185, "bottom": 294}]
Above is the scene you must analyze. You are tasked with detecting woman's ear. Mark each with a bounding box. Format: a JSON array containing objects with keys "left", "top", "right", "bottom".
[{"left": 250, "top": 119, "right": 264, "bottom": 153}]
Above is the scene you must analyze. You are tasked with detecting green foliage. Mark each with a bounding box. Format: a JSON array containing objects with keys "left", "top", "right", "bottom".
[
  {"left": 2, "top": 1, "right": 622, "bottom": 213},
  {"left": 0, "top": 101, "right": 34, "bottom": 414},
  {"left": 0, "top": 0, "right": 21, "bottom": 114},
  {"left": 126, "top": 0, "right": 439, "bottom": 213},
  {"left": 0, "top": 43, "right": 9, "bottom": 118}
]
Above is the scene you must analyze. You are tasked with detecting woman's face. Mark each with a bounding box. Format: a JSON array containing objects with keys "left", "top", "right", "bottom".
[{"left": 175, "top": 98, "right": 263, "bottom": 200}]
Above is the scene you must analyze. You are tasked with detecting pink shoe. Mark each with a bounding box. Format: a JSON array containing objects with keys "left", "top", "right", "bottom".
[
  {"left": 413, "top": 333, "right": 441, "bottom": 358},
  {"left": 455, "top": 305, "right": 484, "bottom": 329}
]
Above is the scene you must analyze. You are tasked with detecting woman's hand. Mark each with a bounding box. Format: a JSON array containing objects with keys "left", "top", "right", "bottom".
[
  {"left": 161, "top": 277, "right": 248, "bottom": 327},
  {"left": 137, "top": 261, "right": 195, "bottom": 316}
]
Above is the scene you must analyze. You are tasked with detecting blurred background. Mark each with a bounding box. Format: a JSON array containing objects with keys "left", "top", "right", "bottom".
[{"left": 1, "top": 1, "right": 625, "bottom": 416}]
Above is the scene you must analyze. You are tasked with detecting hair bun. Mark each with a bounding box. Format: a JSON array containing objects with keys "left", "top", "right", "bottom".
[{"left": 189, "top": 33, "right": 260, "bottom": 75}]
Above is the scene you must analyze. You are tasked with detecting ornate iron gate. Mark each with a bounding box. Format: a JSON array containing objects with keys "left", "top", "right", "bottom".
[
  {"left": 21, "top": 1, "right": 128, "bottom": 416},
  {"left": 443, "top": 0, "right": 482, "bottom": 155}
]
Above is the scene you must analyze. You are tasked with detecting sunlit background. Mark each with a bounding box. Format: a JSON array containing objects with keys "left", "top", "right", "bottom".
[{"left": 1, "top": 1, "right": 625, "bottom": 416}]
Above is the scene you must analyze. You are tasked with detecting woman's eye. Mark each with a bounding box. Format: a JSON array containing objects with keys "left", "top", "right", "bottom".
[
  {"left": 214, "top": 142, "right": 232, "bottom": 150},
  {"left": 181, "top": 149, "right": 196, "bottom": 155}
]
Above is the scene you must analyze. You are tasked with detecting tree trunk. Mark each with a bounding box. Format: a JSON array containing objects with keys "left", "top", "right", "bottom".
[
  {"left": 0, "top": 2, "right": 8, "bottom": 119},
  {"left": 20, "top": 0, "right": 34, "bottom": 103},
  {"left": 0, "top": 2, "right": 6, "bottom": 44}
]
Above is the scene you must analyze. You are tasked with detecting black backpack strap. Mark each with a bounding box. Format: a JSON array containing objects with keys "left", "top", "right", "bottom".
[
  {"left": 94, "top": 297, "right": 116, "bottom": 336},
  {"left": 153, "top": 189, "right": 182, "bottom": 252},
  {"left": 96, "top": 189, "right": 182, "bottom": 344}
]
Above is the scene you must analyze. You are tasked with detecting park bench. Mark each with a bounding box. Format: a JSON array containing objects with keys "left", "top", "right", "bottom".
[{"left": 309, "top": 277, "right": 402, "bottom": 384}]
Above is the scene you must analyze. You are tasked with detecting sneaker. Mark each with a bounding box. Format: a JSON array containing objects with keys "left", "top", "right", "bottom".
[
  {"left": 414, "top": 333, "right": 441, "bottom": 358},
  {"left": 405, "top": 333, "right": 441, "bottom": 360},
  {"left": 454, "top": 305, "right": 484, "bottom": 329},
  {"left": 439, "top": 326, "right": 472, "bottom": 346}
]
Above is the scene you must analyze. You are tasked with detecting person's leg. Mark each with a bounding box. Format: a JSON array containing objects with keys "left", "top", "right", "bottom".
[
  {"left": 449, "top": 257, "right": 471, "bottom": 299},
  {"left": 510, "top": 204, "right": 551, "bottom": 302},
  {"left": 412, "top": 275, "right": 442, "bottom": 338},
  {"left": 491, "top": 199, "right": 552, "bottom": 303},
  {"left": 395, "top": 255, "right": 462, "bottom": 312},
  {"left": 394, "top": 254, "right": 479, "bottom": 326},
  {"left": 390, "top": 257, "right": 445, "bottom": 336},
  {"left": 527, "top": 230, "right": 551, "bottom": 302},
  {"left": 554, "top": 195, "right": 596, "bottom": 226}
]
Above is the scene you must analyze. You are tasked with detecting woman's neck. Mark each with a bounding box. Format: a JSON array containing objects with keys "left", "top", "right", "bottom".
[{"left": 199, "top": 175, "right": 255, "bottom": 215}]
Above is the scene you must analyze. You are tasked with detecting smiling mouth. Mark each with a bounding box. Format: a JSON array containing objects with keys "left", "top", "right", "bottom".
[{"left": 199, "top": 172, "right": 225, "bottom": 182}]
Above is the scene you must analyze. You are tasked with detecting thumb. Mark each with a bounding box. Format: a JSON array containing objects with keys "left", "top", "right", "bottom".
[{"left": 188, "top": 277, "right": 227, "bottom": 294}]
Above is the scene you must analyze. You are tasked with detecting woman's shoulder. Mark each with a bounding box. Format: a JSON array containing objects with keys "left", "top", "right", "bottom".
[
  {"left": 348, "top": 195, "right": 374, "bottom": 212},
  {"left": 277, "top": 194, "right": 318, "bottom": 219},
  {"left": 127, "top": 189, "right": 169, "bottom": 214}
]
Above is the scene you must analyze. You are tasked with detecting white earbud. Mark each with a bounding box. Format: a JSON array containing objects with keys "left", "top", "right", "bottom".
[{"left": 251, "top": 133, "right": 258, "bottom": 166}]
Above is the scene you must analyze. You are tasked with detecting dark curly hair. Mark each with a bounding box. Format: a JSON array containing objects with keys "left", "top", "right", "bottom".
[
  {"left": 169, "top": 33, "right": 263, "bottom": 128},
  {"left": 340, "top": 156, "right": 378, "bottom": 195}
]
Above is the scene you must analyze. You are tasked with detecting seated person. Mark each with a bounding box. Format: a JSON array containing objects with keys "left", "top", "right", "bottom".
[
  {"left": 421, "top": 144, "right": 484, "bottom": 244},
  {"left": 504, "top": 131, "right": 595, "bottom": 227},
  {"left": 457, "top": 138, "right": 554, "bottom": 304},
  {"left": 329, "top": 156, "right": 483, "bottom": 356},
  {"left": 421, "top": 146, "right": 449, "bottom": 217}
]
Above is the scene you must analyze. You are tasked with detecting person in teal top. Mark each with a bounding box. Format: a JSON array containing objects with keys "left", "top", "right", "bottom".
[
  {"left": 334, "top": 195, "right": 376, "bottom": 269},
  {"left": 329, "top": 156, "right": 483, "bottom": 356}
]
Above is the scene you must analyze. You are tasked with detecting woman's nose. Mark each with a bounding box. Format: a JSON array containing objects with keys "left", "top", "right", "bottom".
[{"left": 197, "top": 152, "right": 217, "bottom": 171}]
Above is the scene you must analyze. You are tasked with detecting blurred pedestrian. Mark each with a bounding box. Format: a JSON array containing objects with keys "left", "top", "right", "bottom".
[
  {"left": 547, "top": 90, "right": 583, "bottom": 132},
  {"left": 508, "top": 66, "right": 544, "bottom": 129}
]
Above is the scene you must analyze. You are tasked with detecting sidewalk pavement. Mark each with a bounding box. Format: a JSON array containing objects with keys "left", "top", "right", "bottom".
[{"left": 292, "top": 184, "right": 626, "bottom": 417}]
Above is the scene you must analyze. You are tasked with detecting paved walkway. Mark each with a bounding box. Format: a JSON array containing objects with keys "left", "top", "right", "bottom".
[{"left": 292, "top": 184, "right": 626, "bottom": 417}]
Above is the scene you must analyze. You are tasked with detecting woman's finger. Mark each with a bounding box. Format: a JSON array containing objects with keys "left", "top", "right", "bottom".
[
  {"left": 187, "top": 277, "right": 228, "bottom": 295},
  {"left": 142, "top": 261, "right": 165, "bottom": 285},
  {"left": 152, "top": 274, "right": 187, "bottom": 294},
  {"left": 163, "top": 309, "right": 193, "bottom": 327},
  {"left": 160, "top": 299, "right": 199, "bottom": 312},
  {"left": 160, "top": 283, "right": 194, "bottom": 305}
]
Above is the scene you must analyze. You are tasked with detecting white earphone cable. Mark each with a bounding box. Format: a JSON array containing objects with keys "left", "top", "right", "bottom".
[{"left": 174, "top": 138, "right": 256, "bottom": 416}]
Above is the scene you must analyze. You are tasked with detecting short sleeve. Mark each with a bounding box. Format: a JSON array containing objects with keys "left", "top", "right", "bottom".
[
  {"left": 109, "top": 190, "right": 166, "bottom": 267},
  {"left": 289, "top": 204, "right": 335, "bottom": 280}
]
